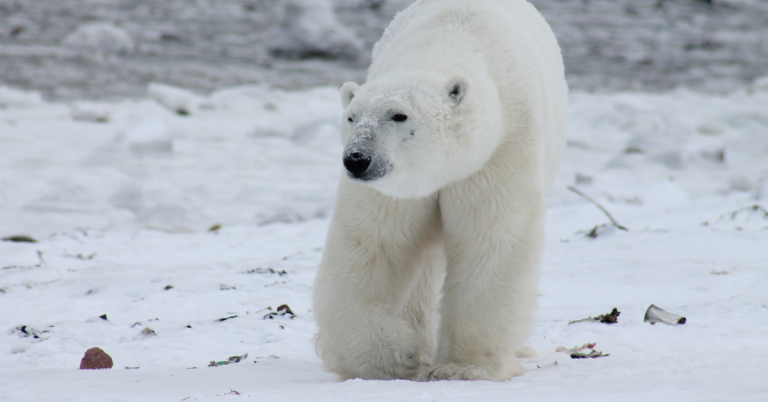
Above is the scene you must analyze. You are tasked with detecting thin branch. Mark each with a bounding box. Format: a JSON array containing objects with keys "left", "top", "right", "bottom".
[
  {"left": 717, "top": 204, "right": 768, "bottom": 222},
  {"left": 567, "top": 186, "right": 628, "bottom": 231}
]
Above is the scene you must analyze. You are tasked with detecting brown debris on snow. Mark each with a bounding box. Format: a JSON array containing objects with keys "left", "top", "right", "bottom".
[
  {"left": 263, "top": 304, "right": 295, "bottom": 319},
  {"left": 79, "top": 347, "right": 113, "bottom": 369},
  {"left": 556, "top": 343, "right": 610, "bottom": 359},
  {"left": 568, "top": 308, "right": 621, "bottom": 324},
  {"left": 2, "top": 235, "right": 37, "bottom": 243},
  {"left": 571, "top": 350, "right": 609, "bottom": 359},
  {"left": 208, "top": 353, "right": 249, "bottom": 367},
  {"left": 595, "top": 308, "right": 621, "bottom": 323}
]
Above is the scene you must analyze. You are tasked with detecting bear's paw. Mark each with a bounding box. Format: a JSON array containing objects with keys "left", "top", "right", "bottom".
[
  {"left": 418, "top": 363, "right": 491, "bottom": 381},
  {"left": 348, "top": 342, "right": 421, "bottom": 380}
]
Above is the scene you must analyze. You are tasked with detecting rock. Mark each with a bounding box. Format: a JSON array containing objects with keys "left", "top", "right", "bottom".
[{"left": 79, "top": 347, "right": 113, "bottom": 369}]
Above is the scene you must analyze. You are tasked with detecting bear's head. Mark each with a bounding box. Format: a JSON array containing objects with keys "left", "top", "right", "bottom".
[{"left": 339, "top": 70, "right": 502, "bottom": 199}]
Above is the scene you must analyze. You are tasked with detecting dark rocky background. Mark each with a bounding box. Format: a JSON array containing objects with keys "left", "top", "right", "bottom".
[{"left": 1, "top": 0, "right": 767, "bottom": 100}]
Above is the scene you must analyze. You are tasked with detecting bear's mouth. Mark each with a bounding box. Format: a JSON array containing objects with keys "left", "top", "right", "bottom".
[
  {"left": 345, "top": 163, "right": 392, "bottom": 182},
  {"left": 348, "top": 174, "right": 375, "bottom": 182}
]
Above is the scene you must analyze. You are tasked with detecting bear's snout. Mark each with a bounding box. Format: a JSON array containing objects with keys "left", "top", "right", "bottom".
[{"left": 344, "top": 151, "right": 372, "bottom": 178}]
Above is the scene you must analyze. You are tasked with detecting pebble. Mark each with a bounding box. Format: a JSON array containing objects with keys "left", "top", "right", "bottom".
[{"left": 79, "top": 347, "right": 113, "bottom": 369}]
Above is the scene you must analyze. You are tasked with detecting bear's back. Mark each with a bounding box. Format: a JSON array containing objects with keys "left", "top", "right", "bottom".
[{"left": 372, "top": 0, "right": 561, "bottom": 77}]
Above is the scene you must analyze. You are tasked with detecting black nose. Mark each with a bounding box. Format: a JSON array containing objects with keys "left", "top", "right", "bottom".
[{"left": 344, "top": 152, "right": 371, "bottom": 177}]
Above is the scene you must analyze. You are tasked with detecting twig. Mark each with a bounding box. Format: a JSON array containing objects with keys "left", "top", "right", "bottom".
[
  {"left": 717, "top": 204, "right": 768, "bottom": 221},
  {"left": 567, "top": 186, "right": 628, "bottom": 231}
]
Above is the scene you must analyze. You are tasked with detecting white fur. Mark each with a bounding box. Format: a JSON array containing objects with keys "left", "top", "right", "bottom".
[{"left": 314, "top": 0, "right": 567, "bottom": 381}]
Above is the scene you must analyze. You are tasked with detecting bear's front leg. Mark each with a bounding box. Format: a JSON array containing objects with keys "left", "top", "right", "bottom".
[
  {"left": 314, "top": 183, "right": 441, "bottom": 380},
  {"left": 421, "top": 173, "right": 545, "bottom": 382}
]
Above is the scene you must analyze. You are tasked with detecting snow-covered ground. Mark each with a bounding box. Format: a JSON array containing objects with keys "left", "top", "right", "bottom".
[{"left": 1, "top": 82, "right": 768, "bottom": 401}]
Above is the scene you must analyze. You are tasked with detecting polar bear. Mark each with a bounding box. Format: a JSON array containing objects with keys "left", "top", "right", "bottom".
[{"left": 313, "top": 0, "right": 567, "bottom": 381}]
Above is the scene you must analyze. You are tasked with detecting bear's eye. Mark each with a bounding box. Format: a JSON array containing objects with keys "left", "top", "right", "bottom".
[
  {"left": 347, "top": 117, "right": 353, "bottom": 123},
  {"left": 392, "top": 114, "right": 408, "bottom": 122}
]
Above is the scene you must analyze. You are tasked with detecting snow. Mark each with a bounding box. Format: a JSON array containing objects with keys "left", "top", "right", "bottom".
[{"left": 1, "top": 83, "right": 767, "bottom": 401}]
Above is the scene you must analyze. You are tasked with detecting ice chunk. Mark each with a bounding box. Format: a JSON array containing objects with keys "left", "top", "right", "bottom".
[
  {"left": 267, "top": 0, "right": 363, "bottom": 60},
  {"left": 62, "top": 22, "right": 134, "bottom": 55},
  {"left": 70, "top": 102, "right": 111, "bottom": 122},
  {"left": 147, "top": 83, "right": 206, "bottom": 116}
]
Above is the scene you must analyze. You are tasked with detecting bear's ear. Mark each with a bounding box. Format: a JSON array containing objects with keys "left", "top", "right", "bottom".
[
  {"left": 340, "top": 82, "right": 360, "bottom": 108},
  {"left": 445, "top": 76, "right": 468, "bottom": 107}
]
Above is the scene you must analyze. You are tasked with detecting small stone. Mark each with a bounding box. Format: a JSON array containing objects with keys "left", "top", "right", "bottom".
[
  {"left": 574, "top": 173, "right": 593, "bottom": 185},
  {"left": 80, "top": 347, "right": 113, "bottom": 369}
]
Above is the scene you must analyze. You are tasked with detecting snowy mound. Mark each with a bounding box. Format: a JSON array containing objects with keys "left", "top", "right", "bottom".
[
  {"left": 0, "top": 86, "right": 44, "bottom": 108},
  {"left": 70, "top": 102, "right": 111, "bottom": 122},
  {"left": 267, "top": 0, "right": 364, "bottom": 60},
  {"left": 62, "top": 22, "right": 135, "bottom": 55},
  {"left": 147, "top": 83, "right": 207, "bottom": 116}
]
